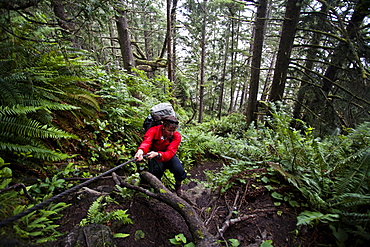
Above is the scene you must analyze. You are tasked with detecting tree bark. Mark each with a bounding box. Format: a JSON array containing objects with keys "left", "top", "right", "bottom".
[
  {"left": 321, "top": 0, "right": 369, "bottom": 95},
  {"left": 116, "top": 3, "right": 135, "bottom": 72},
  {"left": 171, "top": 0, "right": 179, "bottom": 84},
  {"left": 198, "top": 0, "right": 208, "bottom": 124},
  {"left": 246, "top": 0, "right": 268, "bottom": 126},
  {"left": 217, "top": 27, "right": 230, "bottom": 120},
  {"left": 292, "top": 3, "right": 327, "bottom": 128},
  {"left": 269, "top": 0, "right": 303, "bottom": 102},
  {"left": 167, "top": 0, "right": 173, "bottom": 82},
  {"left": 51, "top": 0, "right": 77, "bottom": 45},
  {"left": 228, "top": 12, "right": 236, "bottom": 114}
]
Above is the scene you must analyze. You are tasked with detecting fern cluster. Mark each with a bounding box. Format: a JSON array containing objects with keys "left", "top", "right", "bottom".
[
  {"left": 258, "top": 106, "right": 369, "bottom": 244},
  {"left": 80, "top": 196, "right": 133, "bottom": 227},
  {"left": 11, "top": 202, "right": 70, "bottom": 243},
  {"left": 0, "top": 33, "right": 104, "bottom": 165},
  {"left": 181, "top": 104, "right": 369, "bottom": 245}
]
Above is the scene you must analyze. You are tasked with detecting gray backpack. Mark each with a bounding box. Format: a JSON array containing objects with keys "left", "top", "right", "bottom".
[{"left": 143, "top": 103, "right": 176, "bottom": 131}]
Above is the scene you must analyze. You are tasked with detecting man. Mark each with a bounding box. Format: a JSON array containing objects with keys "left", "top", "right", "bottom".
[{"left": 134, "top": 115, "right": 186, "bottom": 196}]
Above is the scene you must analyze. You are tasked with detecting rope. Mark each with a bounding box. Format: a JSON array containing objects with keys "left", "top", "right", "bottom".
[{"left": 0, "top": 157, "right": 137, "bottom": 228}]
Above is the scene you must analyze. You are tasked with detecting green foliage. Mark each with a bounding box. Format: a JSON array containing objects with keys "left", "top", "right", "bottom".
[
  {"left": 113, "top": 232, "right": 130, "bottom": 238},
  {"left": 0, "top": 161, "right": 77, "bottom": 243},
  {"left": 182, "top": 104, "right": 369, "bottom": 244},
  {"left": 179, "top": 126, "right": 223, "bottom": 165},
  {"left": 79, "top": 196, "right": 133, "bottom": 227},
  {"left": 0, "top": 157, "right": 11, "bottom": 189},
  {"left": 169, "top": 233, "right": 195, "bottom": 246},
  {"left": 260, "top": 240, "right": 273, "bottom": 247},
  {"left": 297, "top": 210, "right": 340, "bottom": 226},
  {"left": 0, "top": 104, "right": 77, "bottom": 162},
  {"left": 201, "top": 113, "right": 247, "bottom": 138},
  {"left": 115, "top": 178, "right": 138, "bottom": 200},
  {"left": 257, "top": 107, "right": 370, "bottom": 243},
  {"left": 0, "top": 37, "right": 102, "bottom": 165},
  {"left": 134, "top": 229, "right": 145, "bottom": 241},
  {"left": 0, "top": 161, "right": 20, "bottom": 223},
  {"left": 12, "top": 202, "right": 70, "bottom": 243},
  {"left": 29, "top": 176, "right": 67, "bottom": 196}
]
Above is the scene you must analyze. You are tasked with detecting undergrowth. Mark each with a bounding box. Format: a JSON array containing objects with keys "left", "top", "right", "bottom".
[{"left": 180, "top": 104, "right": 369, "bottom": 246}]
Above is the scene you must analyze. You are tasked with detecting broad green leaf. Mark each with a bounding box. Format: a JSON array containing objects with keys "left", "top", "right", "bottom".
[{"left": 113, "top": 233, "right": 130, "bottom": 238}]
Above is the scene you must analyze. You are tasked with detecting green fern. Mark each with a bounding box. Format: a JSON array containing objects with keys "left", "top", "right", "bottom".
[
  {"left": 0, "top": 115, "right": 77, "bottom": 139},
  {"left": 11, "top": 202, "right": 70, "bottom": 242},
  {"left": 297, "top": 210, "right": 340, "bottom": 226},
  {"left": 0, "top": 39, "right": 103, "bottom": 165},
  {"left": 80, "top": 196, "right": 133, "bottom": 226}
]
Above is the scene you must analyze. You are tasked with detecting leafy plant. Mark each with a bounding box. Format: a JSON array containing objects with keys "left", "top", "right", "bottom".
[
  {"left": 297, "top": 210, "right": 340, "bottom": 226},
  {"left": 261, "top": 106, "right": 370, "bottom": 243},
  {"left": 12, "top": 202, "right": 70, "bottom": 243},
  {"left": 134, "top": 229, "right": 145, "bottom": 241},
  {"left": 0, "top": 39, "right": 100, "bottom": 166},
  {"left": 260, "top": 240, "right": 273, "bottom": 247},
  {"left": 0, "top": 157, "right": 11, "bottom": 189},
  {"left": 169, "top": 233, "right": 195, "bottom": 246},
  {"left": 79, "top": 196, "right": 133, "bottom": 227},
  {"left": 183, "top": 104, "right": 370, "bottom": 244},
  {"left": 113, "top": 232, "right": 130, "bottom": 238}
]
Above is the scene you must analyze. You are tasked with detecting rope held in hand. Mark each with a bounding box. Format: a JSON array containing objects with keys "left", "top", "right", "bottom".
[{"left": 0, "top": 157, "right": 137, "bottom": 228}]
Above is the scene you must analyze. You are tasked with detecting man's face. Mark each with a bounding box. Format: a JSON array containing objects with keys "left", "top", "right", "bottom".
[{"left": 163, "top": 125, "right": 177, "bottom": 138}]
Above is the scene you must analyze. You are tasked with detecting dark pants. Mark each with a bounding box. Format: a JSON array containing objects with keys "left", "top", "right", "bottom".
[{"left": 148, "top": 155, "right": 186, "bottom": 182}]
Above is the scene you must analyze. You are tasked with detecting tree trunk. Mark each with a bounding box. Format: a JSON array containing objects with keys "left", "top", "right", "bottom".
[
  {"left": 172, "top": 0, "right": 179, "bottom": 84},
  {"left": 217, "top": 27, "right": 230, "bottom": 120},
  {"left": 51, "top": 0, "right": 76, "bottom": 45},
  {"left": 228, "top": 15, "right": 236, "bottom": 113},
  {"left": 116, "top": 3, "right": 135, "bottom": 72},
  {"left": 314, "top": 0, "right": 369, "bottom": 134},
  {"left": 246, "top": 0, "right": 268, "bottom": 126},
  {"left": 198, "top": 0, "right": 208, "bottom": 123},
  {"left": 269, "top": 0, "right": 303, "bottom": 102},
  {"left": 167, "top": 0, "right": 173, "bottom": 82},
  {"left": 292, "top": 3, "right": 327, "bottom": 126}
]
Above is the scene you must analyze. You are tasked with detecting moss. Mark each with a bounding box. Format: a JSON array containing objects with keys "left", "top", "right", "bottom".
[{"left": 195, "top": 230, "right": 205, "bottom": 239}]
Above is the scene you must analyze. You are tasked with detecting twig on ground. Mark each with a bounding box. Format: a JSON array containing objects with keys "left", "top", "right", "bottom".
[
  {"left": 238, "top": 180, "right": 250, "bottom": 210},
  {"left": 83, "top": 227, "right": 90, "bottom": 247},
  {"left": 112, "top": 172, "right": 123, "bottom": 185},
  {"left": 0, "top": 183, "right": 34, "bottom": 201},
  {"left": 218, "top": 192, "right": 240, "bottom": 238},
  {"left": 204, "top": 206, "right": 222, "bottom": 226},
  {"left": 77, "top": 187, "right": 108, "bottom": 196},
  {"left": 218, "top": 214, "right": 258, "bottom": 237}
]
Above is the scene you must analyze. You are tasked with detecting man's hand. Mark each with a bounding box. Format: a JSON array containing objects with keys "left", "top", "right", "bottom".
[
  {"left": 147, "top": 151, "right": 160, "bottom": 160},
  {"left": 134, "top": 149, "right": 144, "bottom": 161}
]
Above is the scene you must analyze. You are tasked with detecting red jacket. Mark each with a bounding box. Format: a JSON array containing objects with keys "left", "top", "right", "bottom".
[{"left": 137, "top": 125, "right": 182, "bottom": 162}]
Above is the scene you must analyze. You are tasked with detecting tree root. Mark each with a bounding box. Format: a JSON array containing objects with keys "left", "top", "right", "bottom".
[{"left": 121, "top": 171, "right": 220, "bottom": 247}]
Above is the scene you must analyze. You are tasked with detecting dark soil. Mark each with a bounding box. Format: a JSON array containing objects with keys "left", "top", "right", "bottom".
[{"left": 5, "top": 161, "right": 336, "bottom": 247}]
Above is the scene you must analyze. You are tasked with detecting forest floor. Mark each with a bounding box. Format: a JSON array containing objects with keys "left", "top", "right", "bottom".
[
  {"left": 52, "top": 160, "right": 337, "bottom": 247},
  {"left": 0, "top": 161, "right": 336, "bottom": 247}
]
